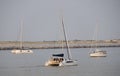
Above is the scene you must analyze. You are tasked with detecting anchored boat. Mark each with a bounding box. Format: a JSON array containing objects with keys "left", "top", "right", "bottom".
[
  {"left": 11, "top": 20, "right": 33, "bottom": 54},
  {"left": 90, "top": 49, "right": 107, "bottom": 57},
  {"left": 45, "top": 53, "right": 64, "bottom": 66}
]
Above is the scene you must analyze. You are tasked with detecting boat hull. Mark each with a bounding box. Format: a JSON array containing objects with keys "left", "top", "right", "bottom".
[
  {"left": 45, "top": 63, "right": 59, "bottom": 66},
  {"left": 59, "top": 60, "right": 77, "bottom": 66},
  {"left": 90, "top": 53, "right": 106, "bottom": 57},
  {"left": 11, "top": 49, "right": 33, "bottom": 54},
  {"left": 45, "top": 61, "right": 60, "bottom": 66}
]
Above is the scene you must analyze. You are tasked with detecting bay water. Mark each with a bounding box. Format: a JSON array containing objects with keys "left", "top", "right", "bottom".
[{"left": 0, "top": 48, "right": 120, "bottom": 76}]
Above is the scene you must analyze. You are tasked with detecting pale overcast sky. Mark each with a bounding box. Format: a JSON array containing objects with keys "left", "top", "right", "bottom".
[{"left": 0, "top": 0, "right": 120, "bottom": 41}]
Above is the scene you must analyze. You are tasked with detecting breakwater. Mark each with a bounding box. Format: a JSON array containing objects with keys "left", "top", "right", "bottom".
[{"left": 0, "top": 40, "right": 120, "bottom": 50}]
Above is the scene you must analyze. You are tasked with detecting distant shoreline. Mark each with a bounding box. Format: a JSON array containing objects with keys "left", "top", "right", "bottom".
[{"left": 0, "top": 40, "right": 120, "bottom": 50}]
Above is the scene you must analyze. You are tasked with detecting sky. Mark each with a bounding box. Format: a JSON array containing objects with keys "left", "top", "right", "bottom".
[{"left": 0, "top": 0, "right": 120, "bottom": 41}]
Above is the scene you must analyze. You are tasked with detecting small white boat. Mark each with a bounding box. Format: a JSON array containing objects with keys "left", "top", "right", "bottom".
[
  {"left": 45, "top": 53, "right": 64, "bottom": 66},
  {"left": 11, "top": 20, "right": 33, "bottom": 54},
  {"left": 90, "top": 49, "right": 107, "bottom": 57},
  {"left": 11, "top": 49, "right": 33, "bottom": 54},
  {"left": 89, "top": 23, "right": 107, "bottom": 57}
]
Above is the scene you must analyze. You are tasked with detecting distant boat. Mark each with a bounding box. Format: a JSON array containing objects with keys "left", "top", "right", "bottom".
[
  {"left": 90, "top": 49, "right": 107, "bottom": 57},
  {"left": 89, "top": 23, "right": 106, "bottom": 57},
  {"left": 11, "top": 20, "right": 33, "bottom": 54},
  {"left": 11, "top": 49, "right": 33, "bottom": 54}
]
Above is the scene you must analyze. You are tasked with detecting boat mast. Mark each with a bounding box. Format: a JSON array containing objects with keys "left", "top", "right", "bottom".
[
  {"left": 95, "top": 23, "right": 98, "bottom": 49},
  {"left": 20, "top": 20, "right": 23, "bottom": 50},
  {"left": 61, "top": 16, "right": 71, "bottom": 60}
]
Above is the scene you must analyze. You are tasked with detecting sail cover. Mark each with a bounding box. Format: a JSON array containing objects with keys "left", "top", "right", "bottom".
[{"left": 52, "top": 53, "right": 64, "bottom": 57}]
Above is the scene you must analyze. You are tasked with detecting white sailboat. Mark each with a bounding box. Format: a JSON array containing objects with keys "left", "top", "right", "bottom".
[
  {"left": 89, "top": 24, "right": 106, "bottom": 57},
  {"left": 90, "top": 49, "right": 107, "bottom": 57},
  {"left": 45, "top": 16, "right": 77, "bottom": 66},
  {"left": 11, "top": 20, "right": 33, "bottom": 54},
  {"left": 59, "top": 16, "right": 77, "bottom": 66}
]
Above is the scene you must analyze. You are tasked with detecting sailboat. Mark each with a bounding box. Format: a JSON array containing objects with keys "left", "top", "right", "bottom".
[
  {"left": 89, "top": 24, "right": 106, "bottom": 57},
  {"left": 90, "top": 49, "right": 107, "bottom": 57},
  {"left": 11, "top": 20, "right": 33, "bottom": 54},
  {"left": 59, "top": 16, "right": 77, "bottom": 66},
  {"left": 45, "top": 16, "right": 77, "bottom": 66}
]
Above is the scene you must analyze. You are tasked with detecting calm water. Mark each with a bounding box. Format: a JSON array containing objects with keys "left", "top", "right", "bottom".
[{"left": 0, "top": 48, "right": 120, "bottom": 76}]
